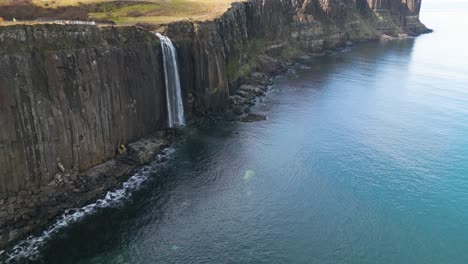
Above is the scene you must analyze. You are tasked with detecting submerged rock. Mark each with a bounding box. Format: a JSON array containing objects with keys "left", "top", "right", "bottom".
[
  {"left": 234, "top": 106, "right": 245, "bottom": 116},
  {"left": 241, "top": 113, "right": 267, "bottom": 122}
]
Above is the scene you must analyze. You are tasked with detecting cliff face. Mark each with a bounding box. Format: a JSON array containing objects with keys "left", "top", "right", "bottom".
[
  {"left": 165, "top": 0, "right": 428, "bottom": 114},
  {"left": 367, "top": 0, "right": 421, "bottom": 14},
  {"left": 0, "top": 25, "right": 166, "bottom": 194},
  {"left": 365, "top": 0, "right": 426, "bottom": 34},
  {"left": 0, "top": 0, "right": 428, "bottom": 248}
]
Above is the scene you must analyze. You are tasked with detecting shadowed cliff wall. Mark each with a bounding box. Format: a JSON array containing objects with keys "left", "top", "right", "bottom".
[{"left": 0, "top": 25, "right": 166, "bottom": 194}]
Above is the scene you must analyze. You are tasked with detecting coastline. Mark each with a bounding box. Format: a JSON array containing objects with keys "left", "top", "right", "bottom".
[
  {"left": 0, "top": 0, "right": 431, "bottom": 251},
  {"left": 0, "top": 35, "right": 429, "bottom": 256}
]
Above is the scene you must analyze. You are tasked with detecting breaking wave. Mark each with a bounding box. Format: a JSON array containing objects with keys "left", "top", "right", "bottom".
[{"left": 0, "top": 148, "right": 175, "bottom": 264}]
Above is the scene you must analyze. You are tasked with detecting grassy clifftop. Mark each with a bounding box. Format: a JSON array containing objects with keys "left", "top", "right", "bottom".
[{"left": 0, "top": 0, "right": 237, "bottom": 25}]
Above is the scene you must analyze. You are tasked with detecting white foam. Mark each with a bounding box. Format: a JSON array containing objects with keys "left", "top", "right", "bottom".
[{"left": 2, "top": 148, "right": 175, "bottom": 263}]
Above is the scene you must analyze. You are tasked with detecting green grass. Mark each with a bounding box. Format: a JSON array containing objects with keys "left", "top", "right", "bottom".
[
  {"left": 94, "top": 0, "right": 235, "bottom": 24},
  {"left": 0, "top": 0, "right": 239, "bottom": 24}
]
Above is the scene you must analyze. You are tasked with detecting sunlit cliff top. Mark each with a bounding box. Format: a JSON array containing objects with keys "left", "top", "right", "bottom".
[{"left": 0, "top": 0, "right": 239, "bottom": 25}]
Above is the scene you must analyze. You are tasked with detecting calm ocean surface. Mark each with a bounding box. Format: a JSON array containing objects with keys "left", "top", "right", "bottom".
[{"left": 4, "top": 1, "right": 468, "bottom": 263}]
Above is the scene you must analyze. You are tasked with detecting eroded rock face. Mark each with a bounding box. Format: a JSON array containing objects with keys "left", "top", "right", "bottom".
[
  {"left": 0, "top": 0, "right": 429, "bottom": 248},
  {"left": 0, "top": 25, "right": 166, "bottom": 194},
  {"left": 367, "top": 0, "right": 421, "bottom": 14},
  {"left": 317, "top": 0, "right": 356, "bottom": 21},
  {"left": 366, "top": 0, "right": 427, "bottom": 34}
]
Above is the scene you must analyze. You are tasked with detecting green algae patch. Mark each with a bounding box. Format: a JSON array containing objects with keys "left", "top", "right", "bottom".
[
  {"left": 226, "top": 39, "right": 270, "bottom": 81},
  {"left": 171, "top": 245, "right": 180, "bottom": 251},
  {"left": 243, "top": 170, "right": 256, "bottom": 181}
]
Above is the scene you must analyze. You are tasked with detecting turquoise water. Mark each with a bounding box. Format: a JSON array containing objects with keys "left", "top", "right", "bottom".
[{"left": 4, "top": 2, "right": 468, "bottom": 264}]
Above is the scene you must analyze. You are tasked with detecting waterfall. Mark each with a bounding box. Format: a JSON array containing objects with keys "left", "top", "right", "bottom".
[{"left": 156, "top": 33, "right": 185, "bottom": 128}]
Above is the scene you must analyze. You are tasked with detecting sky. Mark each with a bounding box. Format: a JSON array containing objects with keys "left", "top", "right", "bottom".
[{"left": 421, "top": 0, "right": 468, "bottom": 11}]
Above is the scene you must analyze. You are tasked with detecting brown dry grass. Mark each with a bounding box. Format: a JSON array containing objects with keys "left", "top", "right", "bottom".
[{"left": 0, "top": 0, "right": 238, "bottom": 24}]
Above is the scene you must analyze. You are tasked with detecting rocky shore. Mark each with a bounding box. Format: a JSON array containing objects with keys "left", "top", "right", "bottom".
[
  {"left": 0, "top": 133, "right": 173, "bottom": 249},
  {"left": 0, "top": 0, "right": 430, "bottom": 249}
]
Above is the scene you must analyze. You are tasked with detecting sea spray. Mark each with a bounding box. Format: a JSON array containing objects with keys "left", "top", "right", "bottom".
[{"left": 2, "top": 148, "right": 175, "bottom": 264}]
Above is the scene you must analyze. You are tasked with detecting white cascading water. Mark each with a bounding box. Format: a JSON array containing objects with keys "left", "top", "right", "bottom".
[{"left": 156, "top": 33, "right": 185, "bottom": 128}]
